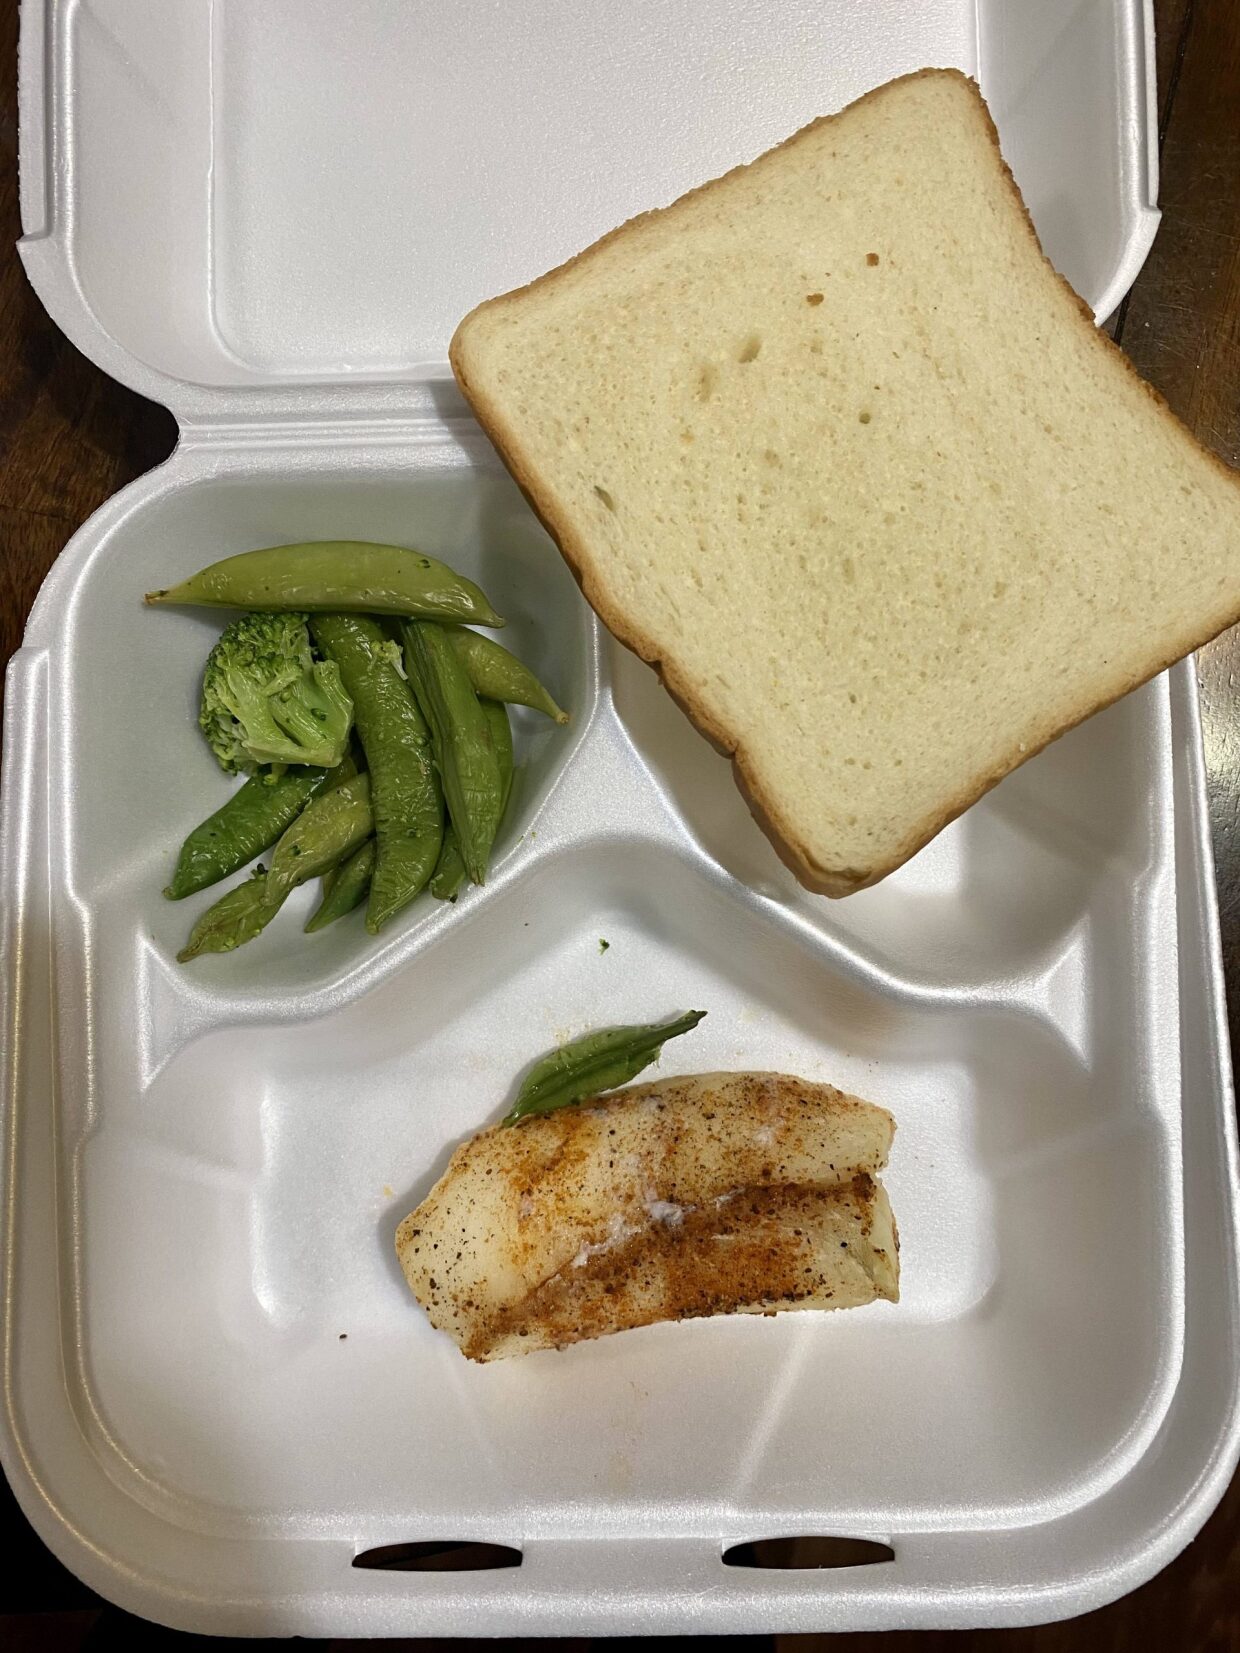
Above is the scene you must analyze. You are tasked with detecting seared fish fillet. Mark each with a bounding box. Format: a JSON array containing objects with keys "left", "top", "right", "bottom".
[{"left": 396, "top": 1071, "right": 897, "bottom": 1360}]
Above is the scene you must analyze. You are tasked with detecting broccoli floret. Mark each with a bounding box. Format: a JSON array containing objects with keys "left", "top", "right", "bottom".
[
  {"left": 199, "top": 611, "right": 354, "bottom": 774},
  {"left": 376, "top": 637, "right": 406, "bottom": 676}
]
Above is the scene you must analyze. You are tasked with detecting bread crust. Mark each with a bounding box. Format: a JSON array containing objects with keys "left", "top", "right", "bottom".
[{"left": 450, "top": 68, "right": 1240, "bottom": 896}]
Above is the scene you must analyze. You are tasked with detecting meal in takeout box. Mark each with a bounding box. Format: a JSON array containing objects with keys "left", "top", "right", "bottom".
[{"left": 144, "top": 69, "right": 1238, "bottom": 1358}]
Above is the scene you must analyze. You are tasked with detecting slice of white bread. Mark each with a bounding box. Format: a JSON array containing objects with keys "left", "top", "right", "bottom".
[{"left": 450, "top": 69, "right": 1240, "bottom": 894}]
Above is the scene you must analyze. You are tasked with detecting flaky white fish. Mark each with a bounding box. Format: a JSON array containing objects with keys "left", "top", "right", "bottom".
[{"left": 396, "top": 1071, "right": 898, "bottom": 1360}]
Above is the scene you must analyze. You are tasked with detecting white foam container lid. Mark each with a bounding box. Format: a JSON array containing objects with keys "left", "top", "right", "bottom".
[{"left": 4, "top": 0, "right": 1239, "bottom": 1637}]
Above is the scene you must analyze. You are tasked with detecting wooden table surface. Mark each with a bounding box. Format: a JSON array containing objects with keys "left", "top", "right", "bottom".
[{"left": 1, "top": 1, "right": 1237, "bottom": 1648}]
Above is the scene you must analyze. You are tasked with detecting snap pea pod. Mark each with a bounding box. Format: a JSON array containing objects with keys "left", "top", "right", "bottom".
[
  {"left": 445, "top": 627, "right": 568, "bottom": 723},
  {"left": 502, "top": 1011, "right": 707, "bottom": 1126},
  {"left": 266, "top": 771, "right": 373, "bottom": 906},
  {"left": 306, "top": 839, "right": 376, "bottom": 933},
  {"left": 427, "top": 826, "right": 466, "bottom": 902},
  {"left": 322, "top": 747, "right": 363, "bottom": 790},
  {"left": 311, "top": 615, "right": 443, "bottom": 933},
  {"left": 178, "top": 796, "right": 370, "bottom": 960},
  {"left": 176, "top": 868, "right": 288, "bottom": 963},
  {"left": 483, "top": 698, "right": 515, "bottom": 809},
  {"left": 401, "top": 621, "right": 504, "bottom": 887},
  {"left": 428, "top": 700, "right": 514, "bottom": 902},
  {"left": 145, "top": 541, "right": 504, "bottom": 628},
  {"left": 164, "top": 753, "right": 355, "bottom": 900}
]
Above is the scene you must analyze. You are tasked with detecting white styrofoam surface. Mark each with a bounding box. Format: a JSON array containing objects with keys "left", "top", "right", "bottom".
[
  {"left": 4, "top": 0, "right": 1238, "bottom": 1639},
  {"left": 18, "top": 0, "right": 1158, "bottom": 416}
]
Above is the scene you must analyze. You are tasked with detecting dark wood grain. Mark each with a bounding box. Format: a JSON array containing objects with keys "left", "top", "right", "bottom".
[
  {"left": 1153, "top": 0, "right": 1196, "bottom": 123},
  {"left": 0, "top": 0, "right": 1238, "bottom": 1647},
  {"left": 0, "top": 0, "right": 174, "bottom": 715},
  {"left": 1117, "top": 0, "right": 1240, "bottom": 1074}
]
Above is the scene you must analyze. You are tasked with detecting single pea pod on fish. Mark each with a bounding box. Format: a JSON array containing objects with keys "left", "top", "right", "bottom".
[{"left": 503, "top": 1011, "right": 707, "bottom": 1124}]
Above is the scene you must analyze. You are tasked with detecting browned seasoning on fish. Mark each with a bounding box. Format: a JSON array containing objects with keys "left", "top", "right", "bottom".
[{"left": 395, "top": 1072, "right": 898, "bottom": 1360}]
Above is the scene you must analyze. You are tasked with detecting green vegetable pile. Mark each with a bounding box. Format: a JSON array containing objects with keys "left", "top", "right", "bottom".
[{"left": 149, "top": 540, "right": 568, "bottom": 962}]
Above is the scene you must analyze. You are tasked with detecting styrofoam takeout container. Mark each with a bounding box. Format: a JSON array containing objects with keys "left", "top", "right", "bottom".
[{"left": 3, "top": 0, "right": 1238, "bottom": 1637}]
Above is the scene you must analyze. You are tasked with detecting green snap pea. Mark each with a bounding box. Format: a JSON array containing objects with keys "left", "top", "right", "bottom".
[
  {"left": 429, "top": 701, "right": 515, "bottom": 903},
  {"left": 176, "top": 868, "right": 287, "bottom": 962},
  {"left": 323, "top": 747, "right": 363, "bottom": 789},
  {"left": 145, "top": 541, "right": 504, "bottom": 628},
  {"left": 446, "top": 627, "right": 568, "bottom": 723},
  {"left": 164, "top": 751, "right": 358, "bottom": 901},
  {"left": 428, "top": 826, "right": 466, "bottom": 902},
  {"left": 401, "top": 621, "right": 504, "bottom": 886},
  {"left": 311, "top": 615, "right": 444, "bottom": 933},
  {"left": 502, "top": 1011, "right": 707, "bottom": 1125},
  {"left": 306, "top": 839, "right": 376, "bottom": 933},
  {"left": 266, "top": 771, "right": 373, "bottom": 907},
  {"left": 482, "top": 697, "right": 515, "bottom": 809}
]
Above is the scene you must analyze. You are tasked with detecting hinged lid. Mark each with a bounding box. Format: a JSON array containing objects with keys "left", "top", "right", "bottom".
[{"left": 18, "top": 0, "right": 1158, "bottom": 427}]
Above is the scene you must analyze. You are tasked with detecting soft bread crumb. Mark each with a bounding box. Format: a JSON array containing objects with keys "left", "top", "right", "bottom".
[{"left": 451, "top": 70, "right": 1240, "bottom": 893}]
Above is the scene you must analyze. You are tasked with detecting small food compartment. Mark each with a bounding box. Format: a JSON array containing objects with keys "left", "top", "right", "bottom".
[
  {"left": 62, "top": 456, "right": 592, "bottom": 1003},
  {"left": 5, "top": 0, "right": 1238, "bottom": 1640},
  {"left": 611, "top": 641, "right": 1170, "bottom": 985}
]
